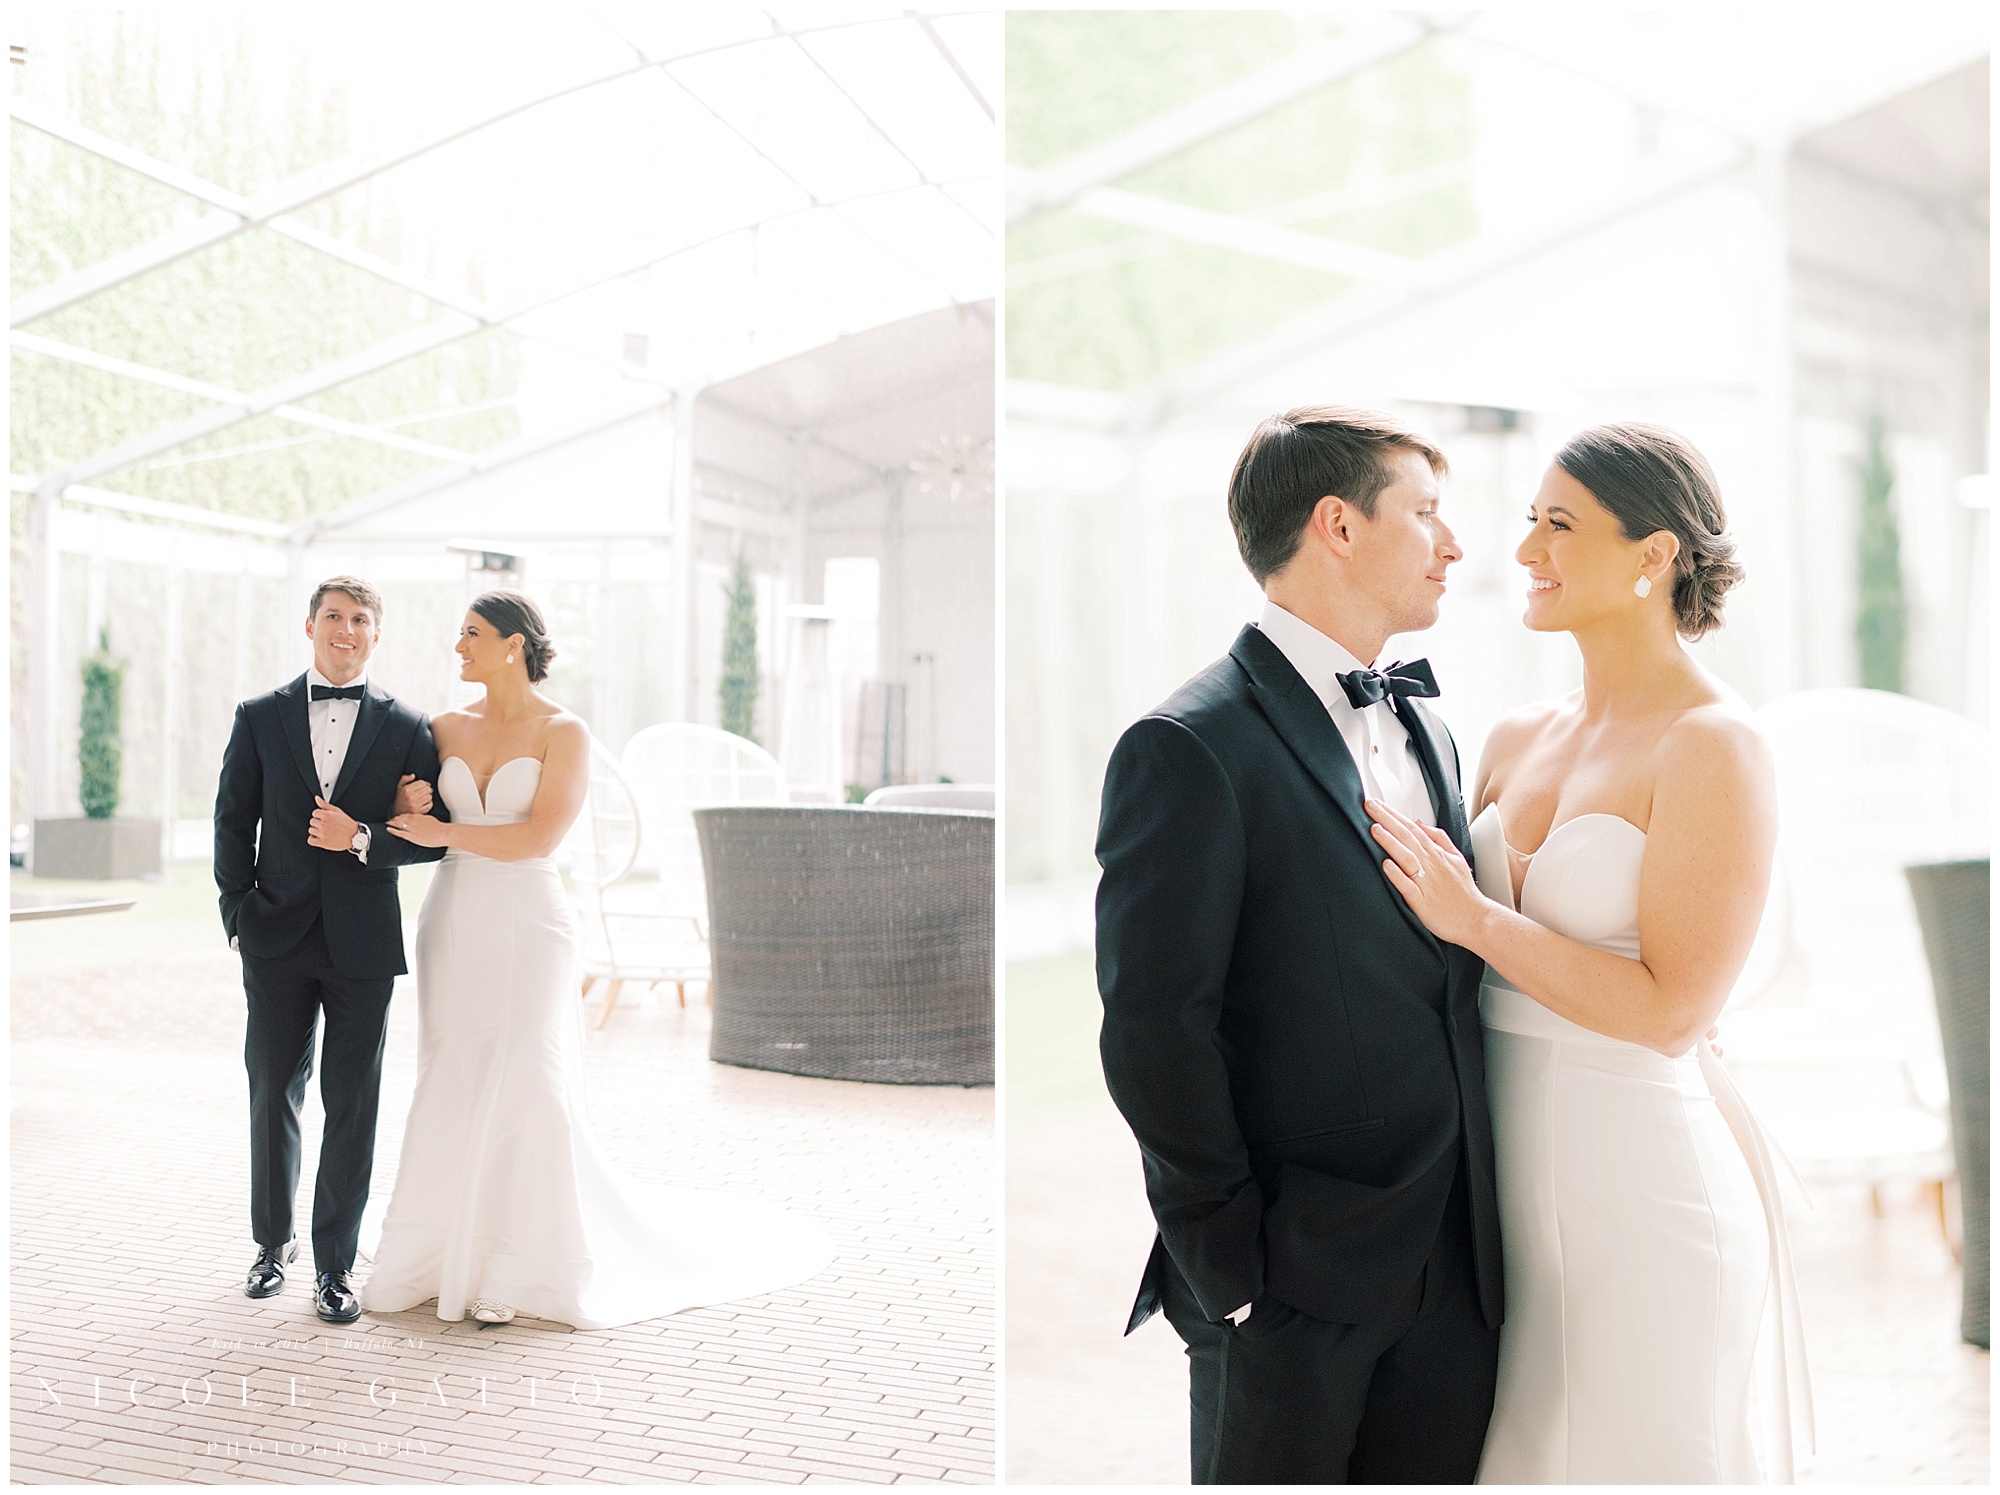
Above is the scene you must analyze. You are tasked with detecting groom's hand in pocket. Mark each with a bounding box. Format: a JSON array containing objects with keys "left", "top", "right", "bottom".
[
  {"left": 1230, "top": 1294, "right": 1303, "bottom": 1342},
  {"left": 393, "top": 773, "right": 433, "bottom": 816}
]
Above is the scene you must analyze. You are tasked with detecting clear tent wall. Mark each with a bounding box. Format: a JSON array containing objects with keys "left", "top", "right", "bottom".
[
  {"left": 11, "top": 7, "right": 997, "bottom": 861},
  {"left": 1003, "top": 12, "right": 1987, "bottom": 902}
]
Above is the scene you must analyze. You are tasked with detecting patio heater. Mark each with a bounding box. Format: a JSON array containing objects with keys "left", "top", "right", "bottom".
[
  {"left": 447, "top": 538, "right": 526, "bottom": 594},
  {"left": 850, "top": 679, "right": 908, "bottom": 792},
  {"left": 778, "top": 606, "right": 845, "bottom": 802}
]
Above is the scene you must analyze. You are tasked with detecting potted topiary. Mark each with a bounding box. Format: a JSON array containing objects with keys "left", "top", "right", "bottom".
[
  {"left": 32, "top": 631, "right": 161, "bottom": 879},
  {"left": 720, "top": 552, "right": 760, "bottom": 743}
]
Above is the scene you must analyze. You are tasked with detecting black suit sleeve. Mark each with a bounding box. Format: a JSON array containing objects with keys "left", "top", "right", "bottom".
[
  {"left": 1096, "top": 714, "right": 1264, "bottom": 1322},
  {"left": 214, "top": 702, "right": 261, "bottom": 940},
  {"left": 355, "top": 711, "right": 450, "bottom": 869}
]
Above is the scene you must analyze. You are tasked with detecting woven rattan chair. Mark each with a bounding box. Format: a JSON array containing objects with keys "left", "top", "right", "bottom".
[
  {"left": 1907, "top": 858, "right": 1990, "bottom": 1349},
  {"left": 694, "top": 805, "right": 994, "bottom": 1085},
  {"left": 566, "top": 740, "right": 709, "bottom": 1027},
  {"left": 597, "top": 724, "right": 788, "bottom": 1026},
  {"left": 1723, "top": 690, "right": 1987, "bottom": 1216}
]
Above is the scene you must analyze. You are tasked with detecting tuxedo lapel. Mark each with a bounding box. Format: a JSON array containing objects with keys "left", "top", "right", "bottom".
[
  {"left": 274, "top": 675, "right": 322, "bottom": 799},
  {"left": 1231, "top": 626, "right": 1440, "bottom": 954},
  {"left": 331, "top": 684, "right": 393, "bottom": 803},
  {"left": 1393, "top": 696, "right": 1470, "bottom": 858}
]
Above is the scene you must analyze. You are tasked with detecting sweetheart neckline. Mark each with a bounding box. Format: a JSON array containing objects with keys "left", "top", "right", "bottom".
[
  {"left": 1476, "top": 801, "right": 1647, "bottom": 861},
  {"left": 1473, "top": 802, "right": 1646, "bottom": 913},
  {"left": 441, "top": 754, "right": 542, "bottom": 814}
]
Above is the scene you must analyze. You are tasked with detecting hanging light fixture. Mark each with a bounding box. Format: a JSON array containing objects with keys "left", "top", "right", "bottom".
[{"left": 907, "top": 433, "right": 993, "bottom": 504}]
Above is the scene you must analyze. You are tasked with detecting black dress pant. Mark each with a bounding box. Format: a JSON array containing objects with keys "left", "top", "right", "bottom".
[
  {"left": 1161, "top": 1156, "right": 1499, "bottom": 1484},
  {"left": 241, "top": 918, "right": 395, "bottom": 1274}
]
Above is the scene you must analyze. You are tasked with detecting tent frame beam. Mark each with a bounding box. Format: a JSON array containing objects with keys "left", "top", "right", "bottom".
[
  {"left": 1068, "top": 186, "right": 1416, "bottom": 280},
  {"left": 11, "top": 331, "right": 478, "bottom": 464},
  {"left": 9, "top": 12, "right": 957, "bottom": 327},
  {"left": 295, "top": 391, "right": 679, "bottom": 542},
  {"left": 1006, "top": 16, "right": 1441, "bottom": 225},
  {"left": 1139, "top": 150, "right": 1755, "bottom": 428}
]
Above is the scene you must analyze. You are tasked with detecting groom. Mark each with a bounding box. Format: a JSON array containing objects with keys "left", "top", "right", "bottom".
[
  {"left": 213, "top": 576, "right": 447, "bottom": 1323},
  {"left": 1096, "top": 406, "right": 1504, "bottom": 1483}
]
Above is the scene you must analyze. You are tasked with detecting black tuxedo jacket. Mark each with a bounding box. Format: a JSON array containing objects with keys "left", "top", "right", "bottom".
[
  {"left": 214, "top": 674, "right": 448, "bottom": 980},
  {"left": 1097, "top": 624, "right": 1504, "bottom": 1332}
]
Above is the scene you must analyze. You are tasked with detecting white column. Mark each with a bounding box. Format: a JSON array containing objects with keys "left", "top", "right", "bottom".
[
  {"left": 594, "top": 539, "right": 615, "bottom": 742},
  {"left": 1755, "top": 133, "right": 1803, "bottom": 701},
  {"left": 884, "top": 470, "right": 907, "bottom": 681},
  {"left": 1031, "top": 487, "right": 1076, "bottom": 883},
  {"left": 668, "top": 389, "right": 700, "bottom": 722},
  {"left": 286, "top": 540, "right": 310, "bottom": 676},
  {"left": 84, "top": 537, "right": 107, "bottom": 650},
  {"left": 1119, "top": 425, "right": 1171, "bottom": 719},
  {"left": 159, "top": 550, "right": 185, "bottom": 861},
  {"left": 28, "top": 484, "right": 63, "bottom": 821},
  {"left": 790, "top": 430, "right": 813, "bottom": 601},
  {"left": 782, "top": 429, "right": 813, "bottom": 747},
  {"left": 232, "top": 567, "right": 253, "bottom": 706}
]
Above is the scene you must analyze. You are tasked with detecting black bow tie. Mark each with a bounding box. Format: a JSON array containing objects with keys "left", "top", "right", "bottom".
[
  {"left": 311, "top": 684, "right": 364, "bottom": 702},
  {"left": 1335, "top": 658, "right": 1440, "bottom": 709}
]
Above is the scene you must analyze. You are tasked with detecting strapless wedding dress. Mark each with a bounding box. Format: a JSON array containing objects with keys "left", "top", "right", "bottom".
[
  {"left": 362, "top": 755, "right": 833, "bottom": 1330},
  {"left": 1470, "top": 804, "right": 1811, "bottom": 1484}
]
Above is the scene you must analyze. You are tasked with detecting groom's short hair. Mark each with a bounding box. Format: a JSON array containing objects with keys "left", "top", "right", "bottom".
[
  {"left": 308, "top": 575, "right": 384, "bottom": 623},
  {"left": 1228, "top": 405, "right": 1447, "bottom": 583}
]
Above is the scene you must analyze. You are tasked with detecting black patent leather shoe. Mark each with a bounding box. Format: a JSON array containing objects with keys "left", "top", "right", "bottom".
[
  {"left": 314, "top": 1270, "right": 361, "bottom": 1324},
  {"left": 245, "top": 1240, "right": 298, "bottom": 1299}
]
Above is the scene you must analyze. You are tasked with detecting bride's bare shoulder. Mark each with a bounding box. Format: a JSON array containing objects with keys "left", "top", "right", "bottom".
[
  {"left": 539, "top": 711, "right": 591, "bottom": 755},
  {"left": 1483, "top": 693, "right": 1576, "bottom": 765},
  {"left": 1472, "top": 693, "right": 1576, "bottom": 804},
  {"left": 1660, "top": 696, "right": 1771, "bottom": 783},
  {"left": 429, "top": 707, "right": 476, "bottom": 745}
]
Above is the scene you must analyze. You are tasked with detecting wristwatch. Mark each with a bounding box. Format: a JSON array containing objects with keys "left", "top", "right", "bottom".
[{"left": 349, "top": 825, "right": 371, "bottom": 863}]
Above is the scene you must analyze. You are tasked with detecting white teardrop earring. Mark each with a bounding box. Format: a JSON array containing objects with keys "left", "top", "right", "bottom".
[{"left": 1634, "top": 575, "right": 1652, "bottom": 599}]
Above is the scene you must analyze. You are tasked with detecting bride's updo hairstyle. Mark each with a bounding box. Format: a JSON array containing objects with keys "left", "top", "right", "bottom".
[
  {"left": 1553, "top": 422, "right": 1746, "bottom": 640},
  {"left": 470, "top": 590, "right": 558, "bottom": 683}
]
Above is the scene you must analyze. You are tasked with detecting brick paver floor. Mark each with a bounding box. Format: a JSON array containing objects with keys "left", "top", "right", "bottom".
[{"left": 11, "top": 877, "right": 994, "bottom": 1484}]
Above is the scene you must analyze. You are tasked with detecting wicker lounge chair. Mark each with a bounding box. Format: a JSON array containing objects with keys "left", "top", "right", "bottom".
[{"left": 694, "top": 805, "right": 994, "bottom": 1085}]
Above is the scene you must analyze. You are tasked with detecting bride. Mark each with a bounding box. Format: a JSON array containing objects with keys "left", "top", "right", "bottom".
[
  {"left": 1364, "top": 423, "right": 1810, "bottom": 1482},
  {"left": 361, "top": 589, "right": 832, "bottom": 1330}
]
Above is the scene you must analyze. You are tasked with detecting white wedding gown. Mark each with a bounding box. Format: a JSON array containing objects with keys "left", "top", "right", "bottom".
[
  {"left": 1470, "top": 804, "right": 1811, "bottom": 1484},
  {"left": 362, "top": 755, "right": 834, "bottom": 1330}
]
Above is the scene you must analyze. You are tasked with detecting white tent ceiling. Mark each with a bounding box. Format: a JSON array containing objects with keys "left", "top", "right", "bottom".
[
  {"left": 1006, "top": 6, "right": 1986, "bottom": 423},
  {"left": 11, "top": 5, "right": 997, "bottom": 515},
  {"left": 11, "top": 5, "right": 997, "bottom": 820}
]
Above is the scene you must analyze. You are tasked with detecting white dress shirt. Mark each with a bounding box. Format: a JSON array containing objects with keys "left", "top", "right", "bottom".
[
  {"left": 1255, "top": 600, "right": 1437, "bottom": 829},
  {"left": 306, "top": 665, "right": 371, "bottom": 861}
]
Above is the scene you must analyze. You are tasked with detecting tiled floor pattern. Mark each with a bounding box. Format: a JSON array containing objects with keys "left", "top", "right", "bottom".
[{"left": 12, "top": 926, "right": 994, "bottom": 1484}]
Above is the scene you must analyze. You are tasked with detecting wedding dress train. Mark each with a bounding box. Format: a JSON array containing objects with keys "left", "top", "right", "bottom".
[
  {"left": 1470, "top": 804, "right": 1811, "bottom": 1484},
  {"left": 362, "top": 755, "right": 833, "bottom": 1330}
]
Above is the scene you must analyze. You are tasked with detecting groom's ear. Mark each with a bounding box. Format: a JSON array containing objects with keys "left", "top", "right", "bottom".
[{"left": 1308, "top": 494, "right": 1356, "bottom": 556}]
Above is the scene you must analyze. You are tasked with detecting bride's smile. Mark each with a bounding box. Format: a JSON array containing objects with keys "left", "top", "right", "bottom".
[{"left": 1516, "top": 463, "right": 1675, "bottom": 636}]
